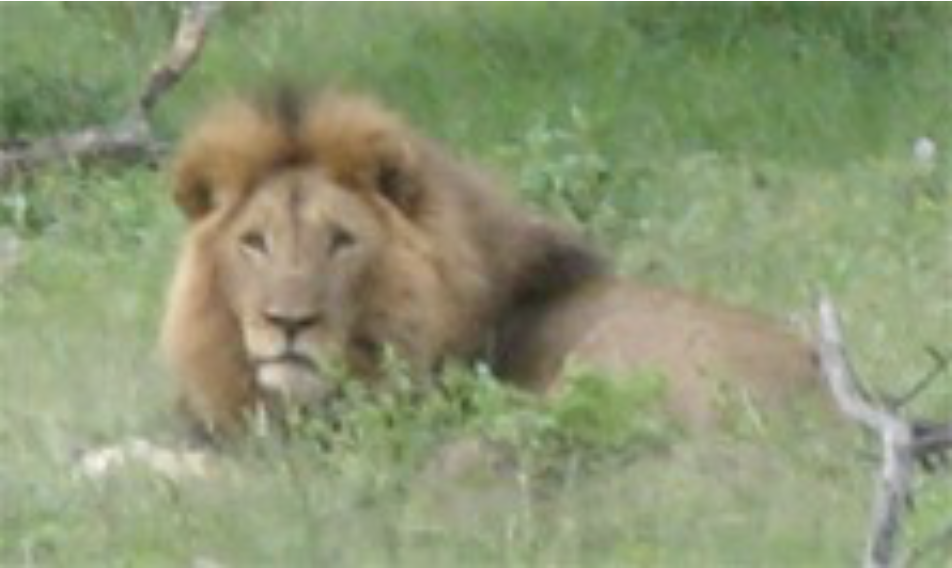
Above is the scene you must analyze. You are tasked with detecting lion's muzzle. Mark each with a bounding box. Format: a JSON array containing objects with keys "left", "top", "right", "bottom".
[{"left": 254, "top": 353, "right": 334, "bottom": 408}]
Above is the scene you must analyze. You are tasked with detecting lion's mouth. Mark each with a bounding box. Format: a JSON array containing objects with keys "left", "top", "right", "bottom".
[
  {"left": 251, "top": 351, "right": 331, "bottom": 406},
  {"left": 253, "top": 352, "right": 318, "bottom": 373}
]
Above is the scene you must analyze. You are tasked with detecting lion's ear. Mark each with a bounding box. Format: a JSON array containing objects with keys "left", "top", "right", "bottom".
[
  {"left": 305, "top": 95, "right": 428, "bottom": 218},
  {"left": 172, "top": 148, "right": 256, "bottom": 222},
  {"left": 320, "top": 131, "right": 426, "bottom": 218},
  {"left": 366, "top": 135, "right": 425, "bottom": 216},
  {"left": 171, "top": 101, "right": 287, "bottom": 222},
  {"left": 172, "top": 154, "right": 246, "bottom": 222},
  {"left": 172, "top": 164, "right": 215, "bottom": 221}
]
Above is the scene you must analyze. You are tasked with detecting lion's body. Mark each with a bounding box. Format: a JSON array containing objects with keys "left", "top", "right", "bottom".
[
  {"left": 495, "top": 278, "right": 818, "bottom": 425},
  {"left": 163, "top": 91, "right": 820, "bottom": 435}
]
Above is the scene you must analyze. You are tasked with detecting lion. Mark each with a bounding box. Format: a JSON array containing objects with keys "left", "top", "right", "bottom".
[{"left": 162, "top": 90, "right": 821, "bottom": 436}]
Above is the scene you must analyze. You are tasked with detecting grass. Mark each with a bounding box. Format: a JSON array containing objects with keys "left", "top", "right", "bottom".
[{"left": 1, "top": 4, "right": 951, "bottom": 566}]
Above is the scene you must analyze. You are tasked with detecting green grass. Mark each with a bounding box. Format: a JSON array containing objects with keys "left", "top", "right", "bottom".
[{"left": 1, "top": 4, "right": 951, "bottom": 566}]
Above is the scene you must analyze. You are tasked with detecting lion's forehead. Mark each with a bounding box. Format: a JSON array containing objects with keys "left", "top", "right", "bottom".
[{"left": 243, "top": 171, "right": 375, "bottom": 232}]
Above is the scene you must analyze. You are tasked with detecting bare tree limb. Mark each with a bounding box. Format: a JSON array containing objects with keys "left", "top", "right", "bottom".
[
  {"left": 816, "top": 297, "right": 952, "bottom": 568},
  {"left": 0, "top": 2, "right": 220, "bottom": 186},
  {"left": 136, "top": 2, "right": 221, "bottom": 116},
  {"left": 817, "top": 297, "right": 914, "bottom": 568},
  {"left": 0, "top": 120, "right": 157, "bottom": 185}
]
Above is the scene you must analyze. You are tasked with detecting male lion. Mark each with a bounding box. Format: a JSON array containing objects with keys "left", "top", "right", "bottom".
[{"left": 162, "top": 91, "right": 820, "bottom": 436}]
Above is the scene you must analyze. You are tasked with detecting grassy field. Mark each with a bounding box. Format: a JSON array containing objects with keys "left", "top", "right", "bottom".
[{"left": 1, "top": 4, "right": 951, "bottom": 566}]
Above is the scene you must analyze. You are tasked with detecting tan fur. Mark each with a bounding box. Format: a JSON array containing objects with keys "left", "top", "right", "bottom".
[{"left": 163, "top": 91, "right": 820, "bottom": 435}]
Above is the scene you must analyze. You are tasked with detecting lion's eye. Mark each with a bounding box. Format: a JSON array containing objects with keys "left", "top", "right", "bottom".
[
  {"left": 328, "top": 226, "right": 356, "bottom": 256},
  {"left": 239, "top": 230, "right": 269, "bottom": 256}
]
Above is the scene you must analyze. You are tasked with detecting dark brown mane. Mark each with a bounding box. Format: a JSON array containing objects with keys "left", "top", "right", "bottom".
[
  {"left": 508, "top": 226, "right": 608, "bottom": 308},
  {"left": 484, "top": 223, "right": 608, "bottom": 383}
]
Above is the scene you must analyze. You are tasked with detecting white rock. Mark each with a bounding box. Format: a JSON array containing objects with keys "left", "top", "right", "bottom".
[{"left": 913, "top": 136, "right": 937, "bottom": 165}]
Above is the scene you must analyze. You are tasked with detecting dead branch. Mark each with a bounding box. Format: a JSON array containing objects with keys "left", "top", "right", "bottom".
[
  {"left": 816, "top": 297, "right": 952, "bottom": 568},
  {"left": 136, "top": 2, "right": 221, "bottom": 116},
  {"left": 913, "top": 422, "right": 952, "bottom": 470},
  {"left": 0, "top": 2, "right": 220, "bottom": 186},
  {"left": 817, "top": 297, "right": 913, "bottom": 568},
  {"left": 0, "top": 119, "right": 156, "bottom": 185}
]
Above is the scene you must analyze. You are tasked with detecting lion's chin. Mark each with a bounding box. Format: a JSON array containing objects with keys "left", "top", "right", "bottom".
[{"left": 255, "top": 358, "right": 332, "bottom": 408}]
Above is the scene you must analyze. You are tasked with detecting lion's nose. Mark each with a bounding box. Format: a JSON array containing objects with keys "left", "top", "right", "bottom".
[{"left": 263, "top": 307, "right": 322, "bottom": 337}]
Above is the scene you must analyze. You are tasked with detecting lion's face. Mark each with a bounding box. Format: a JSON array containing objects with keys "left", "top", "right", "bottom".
[
  {"left": 165, "top": 93, "right": 483, "bottom": 432},
  {"left": 217, "top": 167, "right": 386, "bottom": 405}
]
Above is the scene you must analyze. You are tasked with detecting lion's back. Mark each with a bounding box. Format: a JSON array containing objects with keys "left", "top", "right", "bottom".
[{"left": 499, "top": 279, "right": 821, "bottom": 427}]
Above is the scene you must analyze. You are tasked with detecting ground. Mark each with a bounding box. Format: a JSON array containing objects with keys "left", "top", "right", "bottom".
[{"left": 1, "top": 5, "right": 950, "bottom": 566}]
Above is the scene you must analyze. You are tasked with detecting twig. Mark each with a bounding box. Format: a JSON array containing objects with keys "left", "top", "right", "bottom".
[
  {"left": 0, "top": 2, "right": 220, "bottom": 186},
  {"left": 892, "top": 347, "right": 951, "bottom": 411}
]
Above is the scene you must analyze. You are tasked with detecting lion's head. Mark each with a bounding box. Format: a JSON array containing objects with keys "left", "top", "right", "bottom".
[{"left": 163, "top": 93, "right": 508, "bottom": 432}]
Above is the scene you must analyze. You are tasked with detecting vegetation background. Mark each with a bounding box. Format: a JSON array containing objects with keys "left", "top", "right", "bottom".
[{"left": 1, "top": 4, "right": 950, "bottom": 566}]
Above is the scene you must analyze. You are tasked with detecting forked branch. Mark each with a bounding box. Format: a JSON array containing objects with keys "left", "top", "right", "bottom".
[
  {"left": 0, "top": 2, "right": 220, "bottom": 186},
  {"left": 816, "top": 297, "right": 952, "bottom": 568}
]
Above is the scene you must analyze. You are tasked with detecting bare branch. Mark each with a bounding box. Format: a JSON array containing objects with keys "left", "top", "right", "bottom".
[
  {"left": 0, "top": 2, "right": 220, "bottom": 186},
  {"left": 137, "top": 2, "right": 221, "bottom": 115},
  {"left": 817, "top": 298, "right": 952, "bottom": 568},
  {"left": 913, "top": 422, "right": 952, "bottom": 464},
  {"left": 817, "top": 297, "right": 916, "bottom": 568},
  {"left": 0, "top": 119, "right": 157, "bottom": 185},
  {"left": 892, "top": 347, "right": 951, "bottom": 411}
]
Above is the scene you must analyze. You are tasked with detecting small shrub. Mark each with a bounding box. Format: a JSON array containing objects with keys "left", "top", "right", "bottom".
[{"left": 501, "top": 109, "right": 613, "bottom": 222}]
